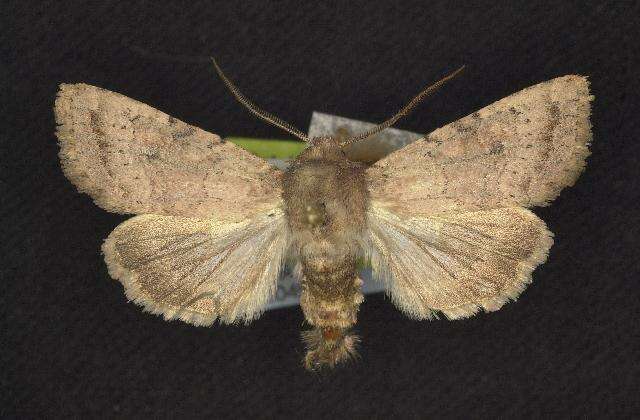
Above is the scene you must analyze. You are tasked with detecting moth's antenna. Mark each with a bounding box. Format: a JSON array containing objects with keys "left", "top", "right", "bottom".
[
  {"left": 211, "top": 57, "right": 310, "bottom": 142},
  {"left": 341, "top": 65, "right": 466, "bottom": 146}
]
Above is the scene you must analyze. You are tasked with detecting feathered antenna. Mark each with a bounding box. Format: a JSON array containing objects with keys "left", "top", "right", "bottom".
[
  {"left": 340, "top": 65, "right": 465, "bottom": 147},
  {"left": 211, "top": 57, "right": 310, "bottom": 142}
]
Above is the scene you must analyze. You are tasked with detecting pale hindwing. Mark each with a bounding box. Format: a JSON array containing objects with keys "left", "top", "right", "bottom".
[
  {"left": 366, "top": 205, "right": 553, "bottom": 319},
  {"left": 102, "top": 208, "right": 290, "bottom": 326},
  {"left": 55, "top": 83, "right": 282, "bottom": 221},
  {"left": 367, "top": 75, "right": 593, "bottom": 217}
]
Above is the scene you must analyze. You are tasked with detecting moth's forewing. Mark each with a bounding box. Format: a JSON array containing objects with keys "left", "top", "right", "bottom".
[
  {"left": 367, "top": 75, "right": 593, "bottom": 218},
  {"left": 55, "top": 83, "right": 282, "bottom": 221}
]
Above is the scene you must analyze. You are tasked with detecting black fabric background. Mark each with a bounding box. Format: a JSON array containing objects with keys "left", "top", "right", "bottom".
[{"left": 3, "top": 1, "right": 639, "bottom": 418}]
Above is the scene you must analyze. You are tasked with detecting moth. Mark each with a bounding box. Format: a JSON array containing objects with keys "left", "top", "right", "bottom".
[{"left": 55, "top": 60, "right": 592, "bottom": 370}]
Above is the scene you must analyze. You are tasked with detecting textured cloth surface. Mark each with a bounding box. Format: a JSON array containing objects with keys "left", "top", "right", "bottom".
[{"left": 2, "top": 1, "right": 639, "bottom": 418}]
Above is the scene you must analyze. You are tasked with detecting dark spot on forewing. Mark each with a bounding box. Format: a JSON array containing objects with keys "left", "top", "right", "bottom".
[
  {"left": 520, "top": 176, "right": 532, "bottom": 193},
  {"left": 172, "top": 127, "right": 196, "bottom": 140},
  {"left": 489, "top": 142, "right": 504, "bottom": 155},
  {"left": 549, "top": 102, "right": 560, "bottom": 120},
  {"left": 542, "top": 102, "right": 561, "bottom": 144},
  {"left": 509, "top": 106, "right": 523, "bottom": 115},
  {"left": 144, "top": 150, "right": 160, "bottom": 161},
  {"left": 90, "top": 110, "right": 105, "bottom": 136},
  {"left": 452, "top": 120, "right": 477, "bottom": 134},
  {"left": 89, "top": 110, "right": 111, "bottom": 167},
  {"left": 535, "top": 102, "right": 561, "bottom": 165}
]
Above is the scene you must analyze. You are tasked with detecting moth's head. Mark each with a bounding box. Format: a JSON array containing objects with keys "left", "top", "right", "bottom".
[
  {"left": 300, "top": 136, "right": 346, "bottom": 161},
  {"left": 211, "top": 57, "right": 465, "bottom": 150},
  {"left": 309, "top": 135, "right": 341, "bottom": 148}
]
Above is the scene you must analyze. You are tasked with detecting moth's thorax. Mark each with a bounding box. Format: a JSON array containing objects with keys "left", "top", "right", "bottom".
[
  {"left": 282, "top": 137, "right": 369, "bottom": 326},
  {"left": 282, "top": 137, "right": 369, "bottom": 257}
]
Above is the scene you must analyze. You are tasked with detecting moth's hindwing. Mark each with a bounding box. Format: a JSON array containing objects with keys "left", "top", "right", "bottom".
[
  {"left": 366, "top": 205, "right": 553, "bottom": 319},
  {"left": 102, "top": 208, "right": 290, "bottom": 326}
]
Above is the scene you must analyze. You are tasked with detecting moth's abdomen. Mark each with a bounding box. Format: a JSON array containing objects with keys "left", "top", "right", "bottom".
[
  {"left": 298, "top": 257, "right": 364, "bottom": 371},
  {"left": 299, "top": 255, "right": 364, "bottom": 328}
]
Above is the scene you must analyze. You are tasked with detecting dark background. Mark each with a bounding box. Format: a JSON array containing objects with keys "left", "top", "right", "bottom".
[{"left": 3, "top": 1, "right": 639, "bottom": 418}]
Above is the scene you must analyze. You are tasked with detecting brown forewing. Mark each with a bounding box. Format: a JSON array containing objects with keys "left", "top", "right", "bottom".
[
  {"left": 367, "top": 75, "right": 593, "bottom": 217},
  {"left": 55, "top": 83, "right": 283, "bottom": 221}
]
